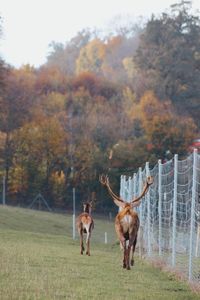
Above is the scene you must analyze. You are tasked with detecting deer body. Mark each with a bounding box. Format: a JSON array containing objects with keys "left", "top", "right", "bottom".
[
  {"left": 77, "top": 202, "right": 94, "bottom": 256},
  {"left": 115, "top": 204, "right": 140, "bottom": 269},
  {"left": 100, "top": 174, "right": 153, "bottom": 270}
]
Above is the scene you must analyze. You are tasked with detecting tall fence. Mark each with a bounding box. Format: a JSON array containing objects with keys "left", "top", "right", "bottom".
[{"left": 120, "top": 149, "right": 200, "bottom": 284}]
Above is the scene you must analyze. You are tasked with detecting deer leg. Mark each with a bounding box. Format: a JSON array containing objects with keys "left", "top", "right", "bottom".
[
  {"left": 123, "top": 241, "right": 127, "bottom": 268},
  {"left": 115, "top": 223, "right": 127, "bottom": 268},
  {"left": 131, "top": 234, "right": 137, "bottom": 266},
  {"left": 118, "top": 237, "right": 126, "bottom": 268},
  {"left": 86, "top": 231, "right": 91, "bottom": 256},
  {"left": 129, "top": 229, "right": 138, "bottom": 266},
  {"left": 130, "top": 245, "right": 134, "bottom": 266},
  {"left": 117, "top": 236, "right": 126, "bottom": 268},
  {"left": 125, "top": 244, "right": 131, "bottom": 270},
  {"left": 86, "top": 238, "right": 90, "bottom": 256},
  {"left": 79, "top": 229, "right": 84, "bottom": 255}
]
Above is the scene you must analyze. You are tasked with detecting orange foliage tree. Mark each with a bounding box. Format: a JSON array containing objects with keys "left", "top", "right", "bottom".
[{"left": 139, "top": 91, "right": 197, "bottom": 158}]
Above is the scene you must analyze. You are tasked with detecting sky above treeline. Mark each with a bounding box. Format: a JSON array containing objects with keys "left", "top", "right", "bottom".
[{"left": 0, "top": 0, "right": 199, "bottom": 68}]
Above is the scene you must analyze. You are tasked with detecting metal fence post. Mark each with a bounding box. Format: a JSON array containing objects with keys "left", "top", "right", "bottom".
[
  {"left": 133, "top": 173, "right": 136, "bottom": 200},
  {"left": 172, "top": 154, "right": 178, "bottom": 266},
  {"left": 195, "top": 225, "right": 200, "bottom": 257},
  {"left": 119, "top": 175, "right": 125, "bottom": 211},
  {"left": 139, "top": 168, "right": 143, "bottom": 225},
  {"left": 72, "top": 187, "right": 76, "bottom": 240},
  {"left": 158, "top": 159, "right": 162, "bottom": 256},
  {"left": 138, "top": 167, "right": 143, "bottom": 257},
  {"left": 2, "top": 176, "right": 6, "bottom": 205},
  {"left": 122, "top": 175, "right": 126, "bottom": 200},
  {"left": 128, "top": 176, "right": 133, "bottom": 202},
  {"left": 104, "top": 232, "right": 108, "bottom": 244},
  {"left": 189, "top": 149, "right": 197, "bottom": 281},
  {"left": 120, "top": 175, "right": 123, "bottom": 198},
  {"left": 125, "top": 176, "right": 129, "bottom": 201},
  {"left": 146, "top": 162, "right": 151, "bottom": 257}
]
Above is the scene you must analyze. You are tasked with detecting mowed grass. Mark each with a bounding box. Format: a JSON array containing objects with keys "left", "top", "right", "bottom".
[{"left": 0, "top": 206, "right": 199, "bottom": 300}]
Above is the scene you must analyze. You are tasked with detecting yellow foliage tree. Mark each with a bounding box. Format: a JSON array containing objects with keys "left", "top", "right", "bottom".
[{"left": 76, "top": 39, "right": 106, "bottom": 75}]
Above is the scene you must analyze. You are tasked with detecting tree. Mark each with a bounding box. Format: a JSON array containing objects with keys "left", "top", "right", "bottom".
[
  {"left": 134, "top": 1, "right": 200, "bottom": 127},
  {"left": 11, "top": 117, "right": 67, "bottom": 204},
  {"left": 76, "top": 39, "right": 106, "bottom": 75},
  {"left": 35, "top": 66, "right": 69, "bottom": 94},
  {"left": 102, "top": 34, "right": 140, "bottom": 82},
  {"left": 108, "top": 138, "right": 154, "bottom": 171},
  {"left": 139, "top": 91, "right": 196, "bottom": 158},
  {"left": 0, "top": 15, "right": 6, "bottom": 91},
  {"left": 72, "top": 72, "right": 100, "bottom": 96},
  {"left": 46, "top": 29, "right": 93, "bottom": 75},
  {"left": 0, "top": 66, "right": 36, "bottom": 195}
]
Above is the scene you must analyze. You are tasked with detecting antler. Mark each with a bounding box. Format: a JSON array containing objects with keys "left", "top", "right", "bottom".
[
  {"left": 131, "top": 176, "right": 153, "bottom": 206},
  {"left": 99, "top": 174, "right": 125, "bottom": 208},
  {"left": 100, "top": 174, "right": 153, "bottom": 208}
]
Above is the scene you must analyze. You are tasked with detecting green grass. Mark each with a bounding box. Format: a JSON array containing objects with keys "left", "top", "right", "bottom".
[{"left": 0, "top": 206, "right": 199, "bottom": 300}]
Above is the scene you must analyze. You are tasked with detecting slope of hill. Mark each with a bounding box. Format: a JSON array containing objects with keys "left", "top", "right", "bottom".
[{"left": 0, "top": 206, "right": 199, "bottom": 300}]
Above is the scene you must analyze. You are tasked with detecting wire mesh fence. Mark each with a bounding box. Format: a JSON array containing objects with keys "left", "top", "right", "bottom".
[{"left": 120, "top": 149, "right": 200, "bottom": 284}]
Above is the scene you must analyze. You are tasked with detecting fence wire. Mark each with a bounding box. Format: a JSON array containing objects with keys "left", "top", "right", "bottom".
[{"left": 120, "top": 149, "right": 200, "bottom": 284}]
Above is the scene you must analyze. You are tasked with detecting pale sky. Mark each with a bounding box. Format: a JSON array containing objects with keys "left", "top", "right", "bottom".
[{"left": 0, "top": 0, "right": 199, "bottom": 68}]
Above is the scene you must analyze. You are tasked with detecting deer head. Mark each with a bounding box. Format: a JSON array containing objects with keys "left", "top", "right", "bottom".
[
  {"left": 99, "top": 174, "right": 153, "bottom": 208},
  {"left": 83, "top": 201, "right": 93, "bottom": 214},
  {"left": 82, "top": 192, "right": 96, "bottom": 214}
]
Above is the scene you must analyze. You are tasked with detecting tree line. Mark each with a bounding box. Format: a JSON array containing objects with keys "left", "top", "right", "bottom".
[{"left": 0, "top": 1, "right": 199, "bottom": 211}]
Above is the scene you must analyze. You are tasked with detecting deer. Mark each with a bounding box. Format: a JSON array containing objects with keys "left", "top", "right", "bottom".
[
  {"left": 77, "top": 200, "right": 94, "bottom": 256},
  {"left": 100, "top": 174, "right": 153, "bottom": 270}
]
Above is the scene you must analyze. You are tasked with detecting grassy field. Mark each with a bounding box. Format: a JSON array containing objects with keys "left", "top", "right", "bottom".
[{"left": 0, "top": 206, "right": 199, "bottom": 300}]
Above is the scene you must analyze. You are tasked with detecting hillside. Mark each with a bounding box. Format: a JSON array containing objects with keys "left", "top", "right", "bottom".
[{"left": 0, "top": 205, "right": 199, "bottom": 300}]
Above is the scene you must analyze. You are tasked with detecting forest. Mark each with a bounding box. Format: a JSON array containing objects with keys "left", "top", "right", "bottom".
[{"left": 0, "top": 1, "right": 199, "bottom": 211}]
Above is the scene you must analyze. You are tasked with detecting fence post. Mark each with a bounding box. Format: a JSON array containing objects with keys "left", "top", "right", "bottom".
[
  {"left": 195, "top": 225, "right": 200, "bottom": 257},
  {"left": 189, "top": 149, "right": 197, "bottom": 281},
  {"left": 139, "top": 168, "right": 143, "bottom": 225},
  {"left": 158, "top": 159, "right": 162, "bottom": 256},
  {"left": 120, "top": 175, "right": 125, "bottom": 211},
  {"left": 172, "top": 154, "right": 178, "bottom": 267},
  {"left": 2, "top": 176, "right": 6, "bottom": 205},
  {"left": 138, "top": 167, "right": 143, "bottom": 257},
  {"left": 128, "top": 176, "right": 133, "bottom": 202},
  {"left": 122, "top": 175, "right": 126, "bottom": 200},
  {"left": 104, "top": 232, "right": 108, "bottom": 244},
  {"left": 133, "top": 173, "right": 136, "bottom": 200},
  {"left": 146, "top": 162, "right": 151, "bottom": 257},
  {"left": 72, "top": 187, "right": 76, "bottom": 240},
  {"left": 125, "top": 176, "right": 129, "bottom": 201},
  {"left": 120, "top": 175, "right": 123, "bottom": 198}
]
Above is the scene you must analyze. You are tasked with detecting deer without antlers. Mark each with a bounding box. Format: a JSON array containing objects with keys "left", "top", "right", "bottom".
[
  {"left": 100, "top": 174, "right": 153, "bottom": 270},
  {"left": 77, "top": 201, "right": 94, "bottom": 256}
]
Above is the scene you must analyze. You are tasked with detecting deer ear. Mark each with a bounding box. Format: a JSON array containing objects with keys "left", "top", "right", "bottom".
[
  {"left": 131, "top": 201, "right": 141, "bottom": 208},
  {"left": 113, "top": 198, "right": 126, "bottom": 208}
]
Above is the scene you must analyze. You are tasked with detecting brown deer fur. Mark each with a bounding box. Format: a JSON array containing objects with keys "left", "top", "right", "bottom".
[
  {"left": 100, "top": 174, "right": 153, "bottom": 270},
  {"left": 77, "top": 202, "right": 94, "bottom": 256}
]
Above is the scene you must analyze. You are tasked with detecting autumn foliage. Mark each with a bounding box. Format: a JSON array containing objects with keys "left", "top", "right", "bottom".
[{"left": 0, "top": 1, "right": 199, "bottom": 210}]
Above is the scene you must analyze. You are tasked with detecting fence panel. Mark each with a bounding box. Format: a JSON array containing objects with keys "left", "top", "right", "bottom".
[{"left": 120, "top": 149, "right": 200, "bottom": 284}]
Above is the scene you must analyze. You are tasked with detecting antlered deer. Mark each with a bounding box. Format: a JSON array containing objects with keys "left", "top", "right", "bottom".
[
  {"left": 77, "top": 201, "right": 94, "bottom": 256},
  {"left": 100, "top": 174, "right": 153, "bottom": 270}
]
